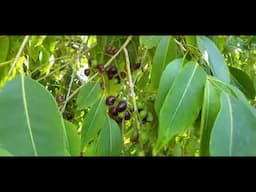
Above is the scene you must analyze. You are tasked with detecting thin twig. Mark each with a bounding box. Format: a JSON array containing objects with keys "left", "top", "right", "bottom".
[
  {"left": 61, "top": 36, "right": 88, "bottom": 114},
  {"left": 0, "top": 59, "right": 13, "bottom": 67},
  {"left": 7, "top": 36, "right": 30, "bottom": 78},
  {"left": 123, "top": 47, "right": 140, "bottom": 131},
  {"left": 174, "top": 38, "right": 187, "bottom": 52},
  {"left": 37, "top": 62, "right": 69, "bottom": 82},
  {"left": 65, "top": 35, "right": 133, "bottom": 104}
]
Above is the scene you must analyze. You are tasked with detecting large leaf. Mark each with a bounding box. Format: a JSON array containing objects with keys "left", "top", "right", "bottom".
[
  {"left": 81, "top": 96, "right": 107, "bottom": 150},
  {"left": 199, "top": 79, "right": 221, "bottom": 156},
  {"left": 155, "top": 62, "right": 206, "bottom": 152},
  {"left": 95, "top": 117, "right": 122, "bottom": 156},
  {"left": 0, "top": 75, "right": 67, "bottom": 156},
  {"left": 151, "top": 36, "right": 176, "bottom": 89},
  {"left": 0, "top": 37, "right": 10, "bottom": 88},
  {"left": 77, "top": 82, "right": 101, "bottom": 109},
  {"left": 210, "top": 93, "right": 256, "bottom": 156},
  {"left": 139, "top": 36, "right": 162, "bottom": 49},
  {"left": 229, "top": 66, "right": 255, "bottom": 99},
  {"left": 64, "top": 120, "right": 81, "bottom": 156},
  {"left": 197, "top": 36, "right": 230, "bottom": 83},
  {"left": 154, "top": 58, "right": 183, "bottom": 115},
  {"left": 0, "top": 148, "right": 13, "bottom": 156}
]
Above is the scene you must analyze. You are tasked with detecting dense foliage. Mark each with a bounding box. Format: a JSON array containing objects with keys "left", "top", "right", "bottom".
[{"left": 0, "top": 35, "right": 255, "bottom": 156}]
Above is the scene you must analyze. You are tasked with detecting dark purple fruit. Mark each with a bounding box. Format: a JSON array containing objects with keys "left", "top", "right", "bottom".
[
  {"left": 84, "top": 68, "right": 90, "bottom": 76},
  {"left": 117, "top": 101, "right": 127, "bottom": 112},
  {"left": 114, "top": 116, "right": 123, "bottom": 124},
  {"left": 56, "top": 95, "right": 64, "bottom": 103},
  {"left": 130, "top": 131, "right": 139, "bottom": 143},
  {"left": 65, "top": 113, "right": 73, "bottom": 121},
  {"left": 107, "top": 73, "right": 114, "bottom": 80},
  {"left": 96, "top": 64, "right": 105, "bottom": 73},
  {"left": 133, "top": 63, "right": 141, "bottom": 70},
  {"left": 106, "top": 96, "right": 116, "bottom": 105},
  {"left": 109, "top": 106, "right": 118, "bottom": 116},
  {"left": 124, "top": 111, "right": 131, "bottom": 120},
  {"left": 106, "top": 45, "right": 113, "bottom": 54},
  {"left": 112, "top": 48, "right": 119, "bottom": 55},
  {"left": 120, "top": 71, "right": 127, "bottom": 79},
  {"left": 110, "top": 66, "right": 118, "bottom": 75}
]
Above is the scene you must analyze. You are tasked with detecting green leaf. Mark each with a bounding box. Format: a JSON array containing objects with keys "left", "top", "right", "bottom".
[
  {"left": 77, "top": 82, "right": 101, "bottom": 110},
  {"left": 139, "top": 36, "right": 161, "bottom": 49},
  {"left": 95, "top": 117, "right": 122, "bottom": 156},
  {"left": 155, "top": 58, "right": 183, "bottom": 115},
  {"left": 64, "top": 120, "right": 81, "bottom": 156},
  {"left": 210, "top": 93, "right": 256, "bottom": 156},
  {"left": 229, "top": 66, "right": 255, "bottom": 99},
  {"left": 81, "top": 96, "right": 107, "bottom": 150},
  {"left": 155, "top": 62, "right": 206, "bottom": 152},
  {"left": 0, "top": 75, "right": 67, "bottom": 156},
  {"left": 0, "top": 148, "right": 13, "bottom": 156},
  {"left": 31, "top": 36, "right": 47, "bottom": 47},
  {"left": 151, "top": 36, "right": 177, "bottom": 89},
  {"left": 185, "top": 36, "right": 197, "bottom": 47},
  {"left": 199, "top": 79, "right": 221, "bottom": 156},
  {"left": 0, "top": 37, "right": 10, "bottom": 88},
  {"left": 0, "top": 37, "right": 9, "bottom": 62},
  {"left": 197, "top": 36, "right": 230, "bottom": 83}
]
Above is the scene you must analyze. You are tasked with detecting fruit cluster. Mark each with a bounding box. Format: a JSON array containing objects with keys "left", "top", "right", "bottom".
[
  {"left": 105, "top": 44, "right": 119, "bottom": 56},
  {"left": 106, "top": 95, "right": 131, "bottom": 124}
]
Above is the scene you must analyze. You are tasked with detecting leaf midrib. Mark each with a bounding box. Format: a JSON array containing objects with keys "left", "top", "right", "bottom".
[
  {"left": 84, "top": 97, "right": 104, "bottom": 142},
  {"left": 165, "top": 64, "right": 198, "bottom": 132},
  {"left": 225, "top": 94, "right": 234, "bottom": 156},
  {"left": 108, "top": 118, "right": 113, "bottom": 154},
  {"left": 21, "top": 75, "right": 38, "bottom": 156}
]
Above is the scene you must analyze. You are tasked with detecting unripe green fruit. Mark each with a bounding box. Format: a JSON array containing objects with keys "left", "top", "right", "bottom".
[
  {"left": 146, "top": 112, "right": 153, "bottom": 122},
  {"left": 139, "top": 110, "right": 147, "bottom": 120},
  {"left": 136, "top": 101, "right": 144, "bottom": 110},
  {"left": 118, "top": 112, "right": 125, "bottom": 119}
]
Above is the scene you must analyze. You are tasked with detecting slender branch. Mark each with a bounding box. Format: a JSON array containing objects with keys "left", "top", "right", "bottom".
[
  {"left": 7, "top": 35, "right": 30, "bottom": 78},
  {"left": 123, "top": 47, "right": 140, "bottom": 132},
  {"left": 61, "top": 36, "right": 88, "bottom": 114},
  {"left": 65, "top": 35, "right": 133, "bottom": 104},
  {"left": 0, "top": 59, "right": 13, "bottom": 67},
  {"left": 37, "top": 62, "right": 69, "bottom": 82},
  {"left": 174, "top": 38, "right": 187, "bottom": 52},
  {"left": 61, "top": 71, "right": 75, "bottom": 114}
]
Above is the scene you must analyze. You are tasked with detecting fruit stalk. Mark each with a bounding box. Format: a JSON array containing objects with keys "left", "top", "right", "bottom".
[{"left": 123, "top": 47, "right": 140, "bottom": 131}]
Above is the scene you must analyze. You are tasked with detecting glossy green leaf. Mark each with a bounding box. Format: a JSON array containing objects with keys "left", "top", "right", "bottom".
[
  {"left": 0, "top": 148, "right": 13, "bottom": 156},
  {"left": 0, "top": 75, "right": 67, "bottom": 156},
  {"left": 81, "top": 96, "right": 107, "bottom": 149},
  {"left": 199, "top": 79, "right": 221, "bottom": 156},
  {"left": 151, "top": 36, "right": 176, "bottom": 89},
  {"left": 77, "top": 82, "right": 101, "bottom": 109},
  {"left": 95, "top": 117, "right": 122, "bottom": 156},
  {"left": 140, "top": 36, "right": 161, "bottom": 49},
  {"left": 155, "top": 62, "right": 206, "bottom": 152},
  {"left": 155, "top": 58, "right": 183, "bottom": 115},
  {"left": 229, "top": 66, "right": 255, "bottom": 99},
  {"left": 197, "top": 36, "right": 230, "bottom": 83},
  {"left": 210, "top": 93, "right": 256, "bottom": 156},
  {"left": 64, "top": 120, "right": 81, "bottom": 156}
]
